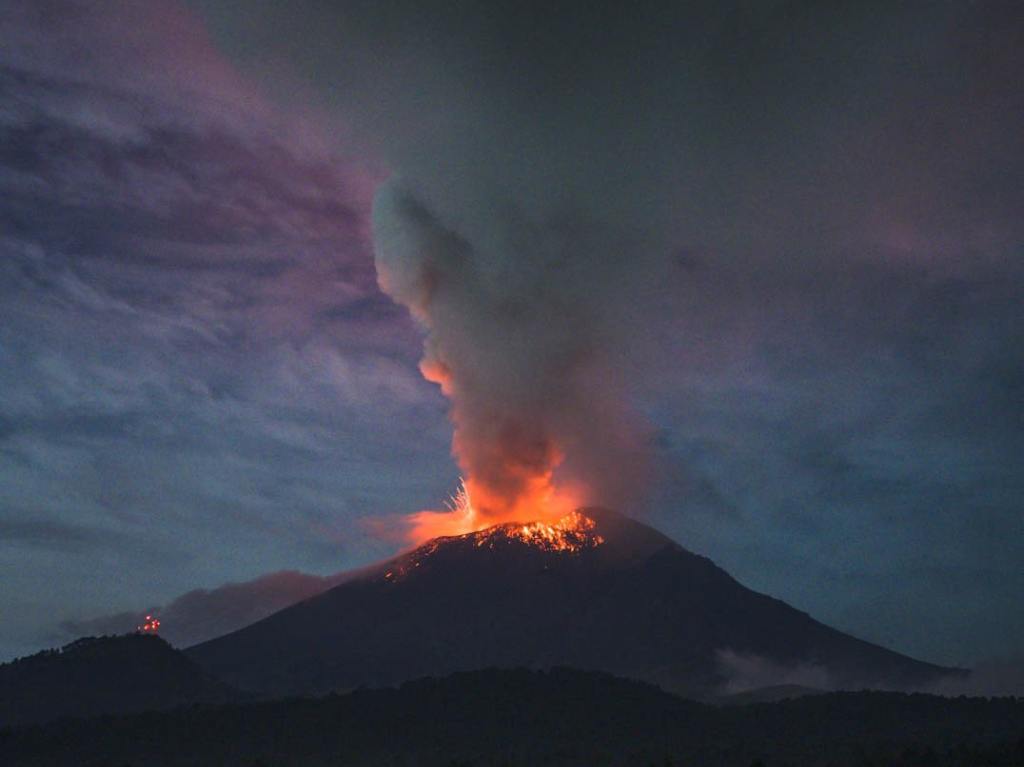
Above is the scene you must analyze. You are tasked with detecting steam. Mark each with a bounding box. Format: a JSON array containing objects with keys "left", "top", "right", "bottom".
[
  {"left": 929, "top": 657, "right": 1024, "bottom": 698},
  {"left": 718, "top": 650, "right": 1024, "bottom": 699},
  {"left": 373, "top": 181, "right": 655, "bottom": 534},
  {"left": 716, "top": 649, "right": 833, "bottom": 696}
]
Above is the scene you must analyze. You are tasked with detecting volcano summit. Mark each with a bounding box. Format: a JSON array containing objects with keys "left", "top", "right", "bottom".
[{"left": 187, "top": 509, "right": 953, "bottom": 698}]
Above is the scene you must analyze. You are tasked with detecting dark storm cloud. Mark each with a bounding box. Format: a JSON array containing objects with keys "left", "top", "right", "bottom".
[{"left": 189, "top": 0, "right": 1024, "bottom": 665}]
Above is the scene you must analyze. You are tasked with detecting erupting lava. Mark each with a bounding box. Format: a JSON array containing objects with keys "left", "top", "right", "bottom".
[
  {"left": 405, "top": 476, "right": 580, "bottom": 546},
  {"left": 384, "top": 509, "right": 604, "bottom": 583},
  {"left": 475, "top": 510, "right": 604, "bottom": 553},
  {"left": 137, "top": 615, "right": 160, "bottom": 634},
  {"left": 373, "top": 185, "right": 633, "bottom": 547}
]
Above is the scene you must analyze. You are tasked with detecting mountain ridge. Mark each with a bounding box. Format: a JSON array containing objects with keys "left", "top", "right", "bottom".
[
  {"left": 186, "top": 507, "right": 956, "bottom": 697},
  {"left": 0, "top": 633, "right": 240, "bottom": 727}
]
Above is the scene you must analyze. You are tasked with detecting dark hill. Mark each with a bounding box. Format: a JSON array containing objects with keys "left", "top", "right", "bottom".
[
  {"left": 2, "top": 667, "right": 1023, "bottom": 767},
  {"left": 0, "top": 633, "right": 239, "bottom": 727},
  {"left": 187, "top": 508, "right": 955, "bottom": 697}
]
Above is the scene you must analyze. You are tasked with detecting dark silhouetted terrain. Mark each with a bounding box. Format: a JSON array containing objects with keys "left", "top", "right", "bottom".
[
  {"left": 0, "top": 634, "right": 240, "bottom": 727},
  {"left": 188, "top": 508, "right": 956, "bottom": 697},
  {"left": 2, "top": 667, "right": 1022, "bottom": 767}
]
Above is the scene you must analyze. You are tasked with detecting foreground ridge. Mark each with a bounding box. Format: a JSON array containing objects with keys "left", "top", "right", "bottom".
[{"left": 4, "top": 668, "right": 1023, "bottom": 767}]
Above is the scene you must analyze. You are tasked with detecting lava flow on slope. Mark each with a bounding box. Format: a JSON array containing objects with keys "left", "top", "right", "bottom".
[{"left": 383, "top": 509, "right": 605, "bottom": 584}]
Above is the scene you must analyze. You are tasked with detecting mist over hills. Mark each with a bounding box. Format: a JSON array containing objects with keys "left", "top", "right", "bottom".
[{"left": 187, "top": 508, "right": 954, "bottom": 698}]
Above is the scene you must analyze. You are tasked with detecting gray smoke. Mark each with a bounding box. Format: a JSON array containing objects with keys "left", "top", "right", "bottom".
[
  {"left": 194, "top": 0, "right": 1024, "bottom": 543},
  {"left": 348, "top": 4, "right": 701, "bottom": 519},
  {"left": 372, "top": 180, "right": 658, "bottom": 519}
]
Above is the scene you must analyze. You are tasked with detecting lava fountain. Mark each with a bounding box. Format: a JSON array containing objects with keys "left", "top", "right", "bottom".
[
  {"left": 373, "top": 182, "right": 649, "bottom": 546},
  {"left": 406, "top": 476, "right": 581, "bottom": 545}
]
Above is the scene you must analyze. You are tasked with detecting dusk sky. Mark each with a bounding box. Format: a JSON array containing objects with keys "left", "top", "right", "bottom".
[{"left": 1, "top": 0, "right": 1022, "bottom": 670}]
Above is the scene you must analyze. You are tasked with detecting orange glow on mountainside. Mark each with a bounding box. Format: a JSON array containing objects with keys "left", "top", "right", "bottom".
[
  {"left": 404, "top": 476, "right": 581, "bottom": 546},
  {"left": 488, "top": 511, "right": 604, "bottom": 553},
  {"left": 400, "top": 353, "right": 584, "bottom": 545},
  {"left": 383, "top": 509, "right": 604, "bottom": 583}
]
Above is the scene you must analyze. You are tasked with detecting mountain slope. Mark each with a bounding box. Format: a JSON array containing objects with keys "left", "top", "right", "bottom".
[
  {"left": 187, "top": 508, "right": 955, "bottom": 697},
  {"left": 0, "top": 633, "right": 240, "bottom": 727}
]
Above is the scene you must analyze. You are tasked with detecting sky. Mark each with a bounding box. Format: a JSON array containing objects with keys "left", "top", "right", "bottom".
[{"left": 1, "top": 0, "right": 1022, "bottom": 669}]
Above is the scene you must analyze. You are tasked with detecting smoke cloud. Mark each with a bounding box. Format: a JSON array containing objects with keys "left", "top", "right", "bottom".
[
  {"left": 183, "top": 0, "right": 1024, "bottom": 662},
  {"left": 196, "top": 0, "right": 1022, "bottom": 547},
  {"left": 196, "top": 2, "right": 1024, "bottom": 533},
  {"left": 716, "top": 649, "right": 833, "bottom": 697},
  {"left": 352, "top": 4, "right": 701, "bottom": 536},
  {"left": 373, "top": 182, "right": 657, "bottom": 532}
]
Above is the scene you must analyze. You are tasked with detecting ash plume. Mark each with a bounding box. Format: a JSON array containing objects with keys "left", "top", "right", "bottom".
[
  {"left": 358, "top": 5, "right": 699, "bottom": 539},
  {"left": 193, "top": 1, "right": 1024, "bottom": 646},
  {"left": 373, "top": 183, "right": 657, "bottom": 532}
]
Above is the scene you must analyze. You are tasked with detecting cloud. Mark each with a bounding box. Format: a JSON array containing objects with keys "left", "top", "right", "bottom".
[
  {"left": 195, "top": 0, "right": 1024, "bottom": 665},
  {"left": 717, "top": 649, "right": 1024, "bottom": 699},
  {"left": 929, "top": 657, "right": 1024, "bottom": 698},
  {"left": 57, "top": 568, "right": 367, "bottom": 648},
  {"left": 0, "top": 515, "right": 137, "bottom": 553},
  {"left": 374, "top": 183, "right": 658, "bottom": 535},
  {"left": 716, "top": 649, "right": 833, "bottom": 696},
  {"left": 0, "top": 0, "right": 453, "bottom": 662}
]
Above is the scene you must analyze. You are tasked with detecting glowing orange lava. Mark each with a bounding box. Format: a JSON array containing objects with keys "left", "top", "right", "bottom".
[
  {"left": 137, "top": 615, "right": 160, "bottom": 634},
  {"left": 473, "top": 510, "right": 604, "bottom": 552},
  {"left": 405, "top": 476, "right": 580, "bottom": 546},
  {"left": 383, "top": 509, "right": 603, "bottom": 583}
]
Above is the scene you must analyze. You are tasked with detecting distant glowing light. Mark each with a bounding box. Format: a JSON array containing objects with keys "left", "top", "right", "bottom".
[{"left": 137, "top": 615, "right": 161, "bottom": 634}]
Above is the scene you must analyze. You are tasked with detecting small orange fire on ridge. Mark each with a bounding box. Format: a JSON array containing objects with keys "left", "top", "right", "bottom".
[
  {"left": 405, "top": 476, "right": 581, "bottom": 546},
  {"left": 137, "top": 615, "right": 160, "bottom": 634}
]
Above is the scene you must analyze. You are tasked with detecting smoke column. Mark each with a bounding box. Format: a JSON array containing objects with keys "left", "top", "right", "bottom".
[{"left": 373, "top": 182, "right": 655, "bottom": 541}]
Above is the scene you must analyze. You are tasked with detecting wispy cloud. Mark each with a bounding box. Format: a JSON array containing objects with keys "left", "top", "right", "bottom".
[{"left": 0, "top": 0, "right": 452, "bottom": 661}]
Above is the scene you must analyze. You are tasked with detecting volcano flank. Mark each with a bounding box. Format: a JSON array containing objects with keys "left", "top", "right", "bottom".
[{"left": 187, "top": 508, "right": 954, "bottom": 698}]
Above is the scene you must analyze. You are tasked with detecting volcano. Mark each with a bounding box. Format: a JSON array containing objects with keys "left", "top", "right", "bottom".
[{"left": 186, "top": 508, "right": 954, "bottom": 698}]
